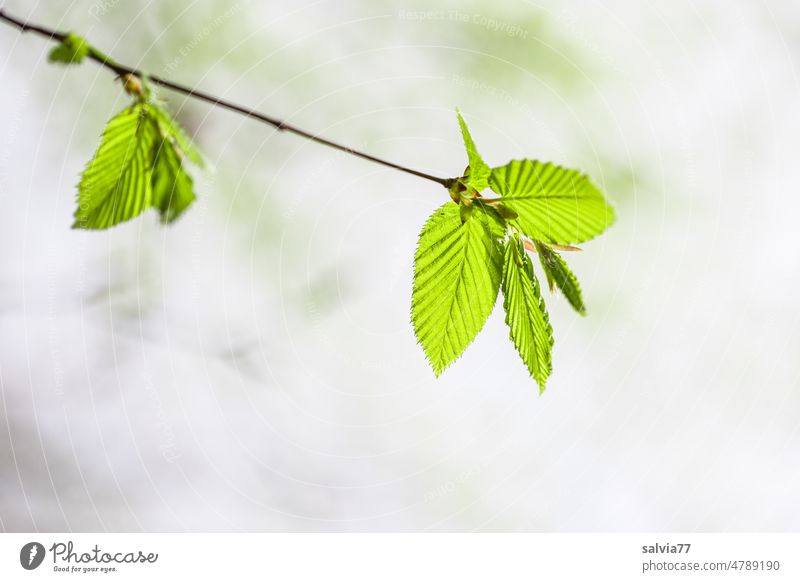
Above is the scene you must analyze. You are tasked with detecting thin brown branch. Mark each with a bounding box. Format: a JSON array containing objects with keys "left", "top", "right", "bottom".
[{"left": 0, "top": 8, "right": 455, "bottom": 188}]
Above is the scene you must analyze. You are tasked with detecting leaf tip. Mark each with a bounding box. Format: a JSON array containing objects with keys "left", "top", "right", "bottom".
[
  {"left": 71, "top": 215, "right": 89, "bottom": 230},
  {"left": 427, "top": 355, "right": 448, "bottom": 378}
]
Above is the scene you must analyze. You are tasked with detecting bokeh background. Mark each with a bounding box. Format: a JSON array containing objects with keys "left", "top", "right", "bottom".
[{"left": 1, "top": 0, "right": 799, "bottom": 531}]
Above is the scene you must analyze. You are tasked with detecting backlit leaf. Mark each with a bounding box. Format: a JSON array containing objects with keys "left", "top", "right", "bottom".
[
  {"left": 151, "top": 136, "right": 197, "bottom": 224},
  {"left": 48, "top": 32, "right": 90, "bottom": 65},
  {"left": 73, "top": 101, "right": 202, "bottom": 229},
  {"left": 502, "top": 235, "right": 553, "bottom": 391},
  {"left": 534, "top": 240, "right": 586, "bottom": 315},
  {"left": 412, "top": 202, "right": 504, "bottom": 375},
  {"left": 73, "top": 103, "right": 158, "bottom": 229},
  {"left": 150, "top": 104, "right": 204, "bottom": 167},
  {"left": 489, "top": 159, "right": 614, "bottom": 244},
  {"left": 456, "top": 109, "right": 491, "bottom": 192}
]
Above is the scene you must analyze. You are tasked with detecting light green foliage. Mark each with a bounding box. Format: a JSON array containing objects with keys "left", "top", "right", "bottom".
[
  {"left": 48, "top": 32, "right": 90, "bottom": 65},
  {"left": 150, "top": 105, "right": 205, "bottom": 167},
  {"left": 502, "top": 236, "right": 553, "bottom": 391},
  {"left": 456, "top": 109, "right": 491, "bottom": 192},
  {"left": 74, "top": 100, "right": 202, "bottom": 229},
  {"left": 74, "top": 104, "right": 157, "bottom": 228},
  {"left": 58, "top": 63, "right": 610, "bottom": 389},
  {"left": 534, "top": 241, "right": 586, "bottom": 315},
  {"left": 151, "top": 135, "right": 197, "bottom": 224},
  {"left": 411, "top": 202, "right": 504, "bottom": 375},
  {"left": 489, "top": 159, "right": 615, "bottom": 244},
  {"left": 412, "top": 113, "right": 614, "bottom": 389}
]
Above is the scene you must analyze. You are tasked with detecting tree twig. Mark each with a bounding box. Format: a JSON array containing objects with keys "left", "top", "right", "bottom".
[{"left": 0, "top": 8, "right": 455, "bottom": 188}]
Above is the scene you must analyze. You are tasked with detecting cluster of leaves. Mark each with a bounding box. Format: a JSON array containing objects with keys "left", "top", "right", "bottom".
[
  {"left": 411, "top": 112, "right": 614, "bottom": 390},
  {"left": 73, "top": 97, "right": 203, "bottom": 228},
  {"left": 47, "top": 33, "right": 614, "bottom": 391},
  {"left": 49, "top": 34, "right": 203, "bottom": 229}
]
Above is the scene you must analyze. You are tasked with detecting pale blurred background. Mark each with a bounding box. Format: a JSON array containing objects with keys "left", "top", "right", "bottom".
[{"left": 1, "top": 0, "right": 798, "bottom": 531}]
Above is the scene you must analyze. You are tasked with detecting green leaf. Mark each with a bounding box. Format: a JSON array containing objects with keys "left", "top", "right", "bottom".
[
  {"left": 456, "top": 109, "right": 491, "bottom": 192},
  {"left": 502, "top": 235, "right": 553, "bottom": 391},
  {"left": 73, "top": 103, "right": 159, "bottom": 229},
  {"left": 150, "top": 104, "right": 204, "bottom": 167},
  {"left": 149, "top": 103, "right": 202, "bottom": 223},
  {"left": 412, "top": 202, "right": 504, "bottom": 375},
  {"left": 48, "top": 32, "right": 90, "bottom": 65},
  {"left": 485, "top": 199, "right": 518, "bottom": 220},
  {"left": 151, "top": 136, "right": 197, "bottom": 223},
  {"left": 489, "top": 159, "right": 615, "bottom": 244},
  {"left": 534, "top": 240, "right": 586, "bottom": 315},
  {"left": 73, "top": 102, "right": 202, "bottom": 229}
]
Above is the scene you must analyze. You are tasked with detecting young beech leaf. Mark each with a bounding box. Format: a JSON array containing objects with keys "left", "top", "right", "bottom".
[
  {"left": 502, "top": 235, "right": 554, "bottom": 391},
  {"left": 456, "top": 109, "right": 491, "bottom": 192},
  {"left": 150, "top": 104, "right": 203, "bottom": 224},
  {"left": 151, "top": 136, "right": 196, "bottom": 223},
  {"left": 489, "top": 159, "right": 615, "bottom": 244},
  {"left": 73, "top": 101, "right": 202, "bottom": 229},
  {"left": 73, "top": 103, "right": 159, "bottom": 229},
  {"left": 412, "top": 202, "right": 504, "bottom": 375},
  {"left": 534, "top": 240, "right": 586, "bottom": 315},
  {"left": 48, "top": 32, "right": 90, "bottom": 65},
  {"left": 150, "top": 104, "right": 205, "bottom": 167}
]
